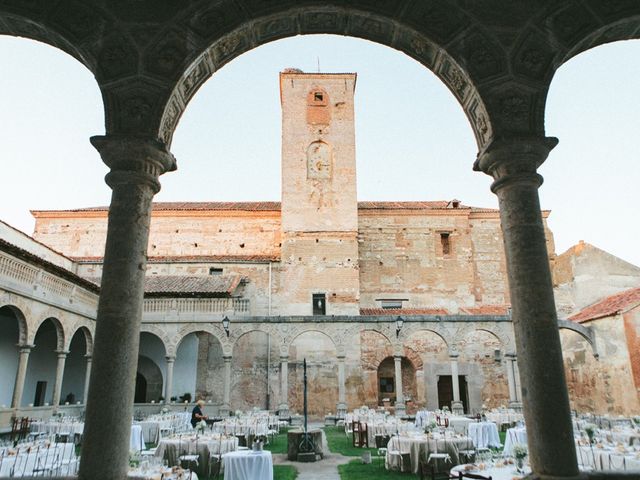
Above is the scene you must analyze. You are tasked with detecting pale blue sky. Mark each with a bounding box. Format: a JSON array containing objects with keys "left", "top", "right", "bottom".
[{"left": 0, "top": 35, "right": 638, "bottom": 265}]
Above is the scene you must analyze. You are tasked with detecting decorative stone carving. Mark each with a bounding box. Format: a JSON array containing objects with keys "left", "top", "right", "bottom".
[
  {"left": 551, "top": 4, "right": 599, "bottom": 46},
  {"left": 97, "top": 35, "right": 138, "bottom": 82},
  {"left": 404, "top": 2, "right": 468, "bottom": 43},
  {"left": 49, "top": 2, "right": 103, "bottom": 43},
  {"left": 255, "top": 16, "right": 297, "bottom": 42},
  {"left": 300, "top": 11, "right": 345, "bottom": 33}
]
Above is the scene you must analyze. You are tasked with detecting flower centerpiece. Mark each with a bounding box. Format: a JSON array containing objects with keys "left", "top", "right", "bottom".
[
  {"left": 512, "top": 444, "right": 528, "bottom": 473},
  {"left": 424, "top": 420, "right": 438, "bottom": 434},
  {"left": 129, "top": 449, "right": 140, "bottom": 468},
  {"left": 195, "top": 419, "right": 207, "bottom": 437},
  {"left": 584, "top": 423, "right": 596, "bottom": 444},
  {"left": 442, "top": 405, "right": 450, "bottom": 414},
  {"left": 161, "top": 407, "right": 169, "bottom": 414}
]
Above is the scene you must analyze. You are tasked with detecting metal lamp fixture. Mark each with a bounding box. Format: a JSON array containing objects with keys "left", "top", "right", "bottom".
[
  {"left": 222, "top": 316, "right": 230, "bottom": 337},
  {"left": 395, "top": 316, "right": 404, "bottom": 338}
]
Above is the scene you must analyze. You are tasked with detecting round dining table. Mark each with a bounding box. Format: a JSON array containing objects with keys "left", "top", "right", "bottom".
[{"left": 222, "top": 450, "right": 273, "bottom": 480}]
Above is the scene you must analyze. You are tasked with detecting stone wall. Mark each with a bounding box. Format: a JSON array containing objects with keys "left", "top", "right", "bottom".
[{"left": 561, "top": 315, "right": 640, "bottom": 415}]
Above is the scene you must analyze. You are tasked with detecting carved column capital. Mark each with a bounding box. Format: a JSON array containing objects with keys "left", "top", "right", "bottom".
[
  {"left": 55, "top": 350, "right": 70, "bottom": 358},
  {"left": 165, "top": 355, "right": 176, "bottom": 364},
  {"left": 90, "top": 135, "right": 177, "bottom": 194},
  {"left": 474, "top": 136, "right": 558, "bottom": 193},
  {"left": 223, "top": 355, "right": 232, "bottom": 363},
  {"left": 17, "top": 344, "right": 34, "bottom": 354}
]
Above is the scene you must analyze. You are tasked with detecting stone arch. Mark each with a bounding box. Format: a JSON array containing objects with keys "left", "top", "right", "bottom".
[
  {"left": 0, "top": 304, "right": 28, "bottom": 345},
  {"left": 558, "top": 320, "right": 596, "bottom": 356},
  {"left": 135, "top": 355, "right": 163, "bottom": 403},
  {"left": 360, "top": 329, "right": 394, "bottom": 370},
  {"left": 67, "top": 325, "right": 93, "bottom": 355},
  {"left": 231, "top": 329, "right": 276, "bottom": 411},
  {"left": 405, "top": 327, "right": 450, "bottom": 351},
  {"left": 159, "top": 7, "right": 492, "bottom": 149},
  {"left": 287, "top": 328, "right": 337, "bottom": 353},
  {"left": 31, "top": 316, "right": 65, "bottom": 352},
  {"left": 173, "top": 323, "right": 225, "bottom": 356},
  {"left": 139, "top": 325, "right": 170, "bottom": 356}
]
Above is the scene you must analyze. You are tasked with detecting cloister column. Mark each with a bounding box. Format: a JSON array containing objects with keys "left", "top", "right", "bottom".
[
  {"left": 449, "top": 353, "right": 464, "bottom": 415},
  {"left": 220, "top": 355, "right": 232, "bottom": 416},
  {"left": 394, "top": 355, "right": 405, "bottom": 417},
  {"left": 83, "top": 355, "right": 92, "bottom": 403},
  {"left": 505, "top": 353, "right": 522, "bottom": 411},
  {"left": 11, "top": 345, "right": 33, "bottom": 408},
  {"left": 164, "top": 356, "right": 175, "bottom": 403},
  {"left": 78, "top": 136, "right": 176, "bottom": 480},
  {"left": 336, "top": 354, "right": 346, "bottom": 418},
  {"left": 51, "top": 350, "right": 69, "bottom": 409},
  {"left": 476, "top": 137, "right": 578, "bottom": 477},
  {"left": 279, "top": 355, "right": 289, "bottom": 418}
]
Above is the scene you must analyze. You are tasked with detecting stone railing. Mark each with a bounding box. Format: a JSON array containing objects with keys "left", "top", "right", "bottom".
[
  {"left": 142, "top": 297, "right": 250, "bottom": 321},
  {"left": 0, "top": 251, "right": 98, "bottom": 319}
]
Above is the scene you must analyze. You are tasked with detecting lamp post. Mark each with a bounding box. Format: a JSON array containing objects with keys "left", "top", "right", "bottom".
[
  {"left": 222, "top": 316, "right": 230, "bottom": 337},
  {"left": 395, "top": 316, "right": 404, "bottom": 338}
]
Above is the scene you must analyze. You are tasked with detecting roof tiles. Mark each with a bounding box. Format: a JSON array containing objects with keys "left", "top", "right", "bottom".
[{"left": 569, "top": 287, "right": 640, "bottom": 323}]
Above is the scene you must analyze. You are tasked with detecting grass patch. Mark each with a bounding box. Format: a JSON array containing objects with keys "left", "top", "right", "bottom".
[
  {"left": 338, "top": 458, "right": 410, "bottom": 480},
  {"left": 264, "top": 428, "right": 290, "bottom": 454},
  {"left": 274, "top": 464, "right": 298, "bottom": 480},
  {"left": 499, "top": 430, "right": 506, "bottom": 447},
  {"left": 323, "top": 426, "right": 377, "bottom": 457}
]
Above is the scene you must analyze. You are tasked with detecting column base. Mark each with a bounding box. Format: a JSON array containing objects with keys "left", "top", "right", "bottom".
[
  {"left": 278, "top": 404, "right": 290, "bottom": 420},
  {"left": 394, "top": 402, "right": 406, "bottom": 418},
  {"left": 219, "top": 405, "right": 231, "bottom": 417},
  {"left": 336, "top": 402, "right": 347, "bottom": 419},
  {"left": 451, "top": 401, "right": 464, "bottom": 415},
  {"left": 509, "top": 401, "right": 523, "bottom": 412}
]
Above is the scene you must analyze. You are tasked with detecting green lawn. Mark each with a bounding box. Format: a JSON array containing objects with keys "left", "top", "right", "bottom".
[
  {"left": 264, "top": 428, "right": 290, "bottom": 454},
  {"left": 323, "top": 426, "right": 378, "bottom": 457},
  {"left": 274, "top": 464, "right": 298, "bottom": 480},
  {"left": 338, "top": 458, "right": 411, "bottom": 480}
]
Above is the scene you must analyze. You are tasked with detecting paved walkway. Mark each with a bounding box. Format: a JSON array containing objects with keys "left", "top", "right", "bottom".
[{"left": 272, "top": 423, "right": 353, "bottom": 480}]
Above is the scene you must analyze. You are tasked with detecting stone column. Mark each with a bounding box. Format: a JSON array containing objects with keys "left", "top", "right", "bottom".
[
  {"left": 11, "top": 345, "right": 33, "bottom": 408},
  {"left": 220, "top": 355, "right": 232, "bottom": 416},
  {"left": 279, "top": 355, "right": 289, "bottom": 418},
  {"left": 449, "top": 353, "right": 464, "bottom": 415},
  {"left": 476, "top": 137, "right": 578, "bottom": 477},
  {"left": 51, "top": 350, "right": 69, "bottom": 409},
  {"left": 83, "top": 355, "right": 92, "bottom": 404},
  {"left": 336, "top": 355, "right": 346, "bottom": 418},
  {"left": 78, "top": 136, "right": 176, "bottom": 480},
  {"left": 164, "top": 356, "right": 175, "bottom": 403},
  {"left": 394, "top": 355, "right": 405, "bottom": 417}
]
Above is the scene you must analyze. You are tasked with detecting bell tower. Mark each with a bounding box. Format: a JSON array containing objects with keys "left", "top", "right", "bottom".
[{"left": 278, "top": 69, "right": 359, "bottom": 315}]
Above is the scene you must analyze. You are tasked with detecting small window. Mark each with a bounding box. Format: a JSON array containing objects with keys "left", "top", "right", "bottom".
[
  {"left": 312, "top": 293, "right": 326, "bottom": 315},
  {"left": 381, "top": 300, "right": 403, "bottom": 310},
  {"left": 209, "top": 267, "right": 223, "bottom": 275},
  {"left": 440, "top": 232, "right": 451, "bottom": 256},
  {"left": 314, "top": 92, "right": 324, "bottom": 102}
]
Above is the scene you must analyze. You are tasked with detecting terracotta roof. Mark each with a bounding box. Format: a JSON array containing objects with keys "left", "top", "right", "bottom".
[
  {"left": 568, "top": 287, "right": 640, "bottom": 323},
  {"left": 459, "top": 305, "right": 510, "bottom": 315},
  {"left": 360, "top": 308, "right": 449, "bottom": 316},
  {"left": 84, "top": 275, "right": 242, "bottom": 297},
  {"left": 72, "top": 255, "right": 280, "bottom": 264},
  {"left": 33, "top": 201, "right": 498, "bottom": 213}
]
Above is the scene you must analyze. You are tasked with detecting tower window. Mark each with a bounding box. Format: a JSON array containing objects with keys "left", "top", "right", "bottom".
[
  {"left": 314, "top": 92, "right": 324, "bottom": 102},
  {"left": 440, "top": 233, "right": 451, "bottom": 256},
  {"left": 312, "top": 293, "right": 326, "bottom": 315},
  {"left": 209, "top": 267, "right": 223, "bottom": 275}
]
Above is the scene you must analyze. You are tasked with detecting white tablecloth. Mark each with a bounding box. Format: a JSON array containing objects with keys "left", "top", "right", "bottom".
[
  {"left": 131, "top": 425, "right": 146, "bottom": 451},
  {"left": 468, "top": 422, "right": 501, "bottom": 448},
  {"left": 450, "top": 463, "right": 531, "bottom": 479},
  {"left": 223, "top": 450, "right": 273, "bottom": 480},
  {"left": 503, "top": 427, "right": 527, "bottom": 456},
  {"left": 449, "top": 416, "right": 474, "bottom": 434},
  {"left": 0, "top": 443, "right": 77, "bottom": 476},
  {"left": 128, "top": 467, "right": 198, "bottom": 479}
]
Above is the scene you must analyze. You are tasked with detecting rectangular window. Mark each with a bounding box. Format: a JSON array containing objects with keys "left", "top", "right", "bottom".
[
  {"left": 379, "top": 377, "right": 394, "bottom": 393},
  {"left": 314, "top": 92, "right": 324, "bottom": 102},
  {"left": 312, "top": 293, "right": 326, "bottom": 315},
  {"left": 209, "top": 267, "right": 223, "bottom": 275},
  {"left": 381, "top": 300, "right": 403, "bottom": 310},
  {"left": 440, "top": 232, "right": 451, "bottom": 256}
]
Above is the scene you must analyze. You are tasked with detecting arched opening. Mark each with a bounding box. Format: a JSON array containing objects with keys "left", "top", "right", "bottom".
[
  {"left": 172, "top": 332, "right": 206, "bottom": 403},
  {"left": 136, "top": 332, "right": 166, "bottom": 403},
  {"left": 61, "top": 328, "right": 89, "bottom": 405},
  {"left": 135, "top": 355, "right": 163, "bottom": 404},
  {"left": 457, "top": 329, "right": 507, "bottom": 412},
  {"left": 376, "top": 356, "right": 416, "bottom": 409},
  {"left": 0, "top": 305, "right": 25, "bottom": 407},
  {"left": 288, "top": 331, "right": 337, "bottom": 416},
  {"left": 232, "top": 330, "right": 276, "bottom": 411},
  {"left": 358, "top": 329, "right": 392, "bottom": 408},
  {"left": 24, "top": 318, "right": 62, "bottom": 406},
  {"left": 404, "top": 329, "right": 449, "bottom": 411}
]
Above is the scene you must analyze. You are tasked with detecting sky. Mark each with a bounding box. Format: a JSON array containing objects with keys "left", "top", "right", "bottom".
[{"left": 0, "top": 34, "right": 639, "bottom": 265}]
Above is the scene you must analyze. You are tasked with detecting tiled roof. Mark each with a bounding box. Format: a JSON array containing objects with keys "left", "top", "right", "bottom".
[
  {"left": 568, "top": 287, "right": 640, "bottom": 323},
  {"left": 459, "top": 305, "right": 510, "bottom": 315},
  {"left": 34, "top": 201, "right": 498, "bottom": 213},
  {"left": 72, "top": 255, "right": 280, "bottom": 264},
  {"left": 360, "top": 308, "right": 449, "bottom": 316},
  {"left": 85, "top": 275, "right": 242, "bottom": 297}
]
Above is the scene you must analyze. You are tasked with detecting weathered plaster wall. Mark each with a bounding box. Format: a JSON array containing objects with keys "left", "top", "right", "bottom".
[{"left": 561, "top": 316, "right": 640, "bottom": 415}]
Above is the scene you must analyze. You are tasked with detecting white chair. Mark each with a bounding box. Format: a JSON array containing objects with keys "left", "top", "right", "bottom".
[
  {"left": 178, "top": 437, "right": 199, "bottom": 470},
  {"left": 427, "top": 440, "right": 451, "bottom": 473}
]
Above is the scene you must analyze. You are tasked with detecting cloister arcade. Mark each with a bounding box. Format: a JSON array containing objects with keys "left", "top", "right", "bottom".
[{"left": 1, "top": 2, "right": 639, "bottom": 479}]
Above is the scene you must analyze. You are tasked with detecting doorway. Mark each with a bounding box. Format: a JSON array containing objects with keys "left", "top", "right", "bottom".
[
  {"left": 437, "top": 375, "right": 468, "bottom": 413},
  {"left": 34, "top": 381, "right": 47, "bottom": 406}
]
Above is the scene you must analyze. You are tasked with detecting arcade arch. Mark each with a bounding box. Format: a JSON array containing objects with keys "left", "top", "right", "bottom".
[
  {"left": 0, "top": 306, "right": 24, "bottom": 406},
  {"left": 231, "top": 330, "right": 275, "bottom": 411}
]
